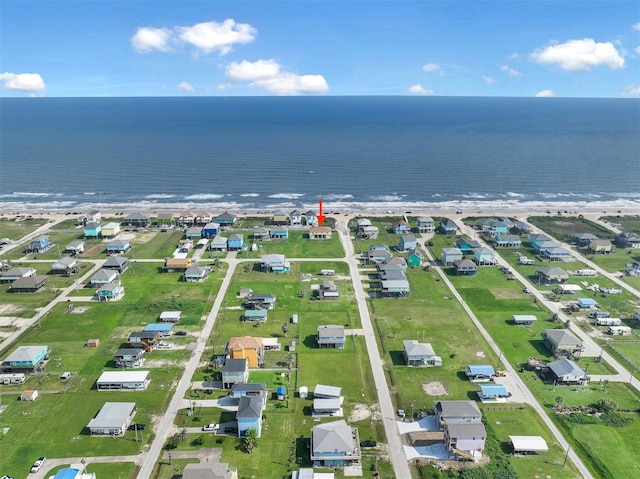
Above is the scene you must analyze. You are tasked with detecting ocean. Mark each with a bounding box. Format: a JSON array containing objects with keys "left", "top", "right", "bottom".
[{"left": 1, "top": 96, "right": 639, "bottom": 213}]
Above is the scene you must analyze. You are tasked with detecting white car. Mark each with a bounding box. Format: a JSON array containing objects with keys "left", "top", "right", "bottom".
[
  {"left": 202, "top": 423, "right": 219, "bottom": 432},
  {"left": 30, "top": 457, "right": 46, "bottom": 473}
]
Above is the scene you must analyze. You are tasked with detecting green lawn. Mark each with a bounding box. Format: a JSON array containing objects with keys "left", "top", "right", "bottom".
[
  {"left": 483, "top": 407, "right": 581, "bottom": 479},
  {"left": 240, "top": 230, "right": 345, "bottom": 259},
  {"left": 0, "top": 216, "right": 49, "bottom": 241},
  {"left": 600, "top": 215, "right": 640, "bottom": 234},
  {"left": 527, "top": 216, "right": 616, "bottom": 242}
]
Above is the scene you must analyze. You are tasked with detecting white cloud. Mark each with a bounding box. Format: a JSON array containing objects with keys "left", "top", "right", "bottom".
[
  {"left": 226, "top": 59, "right": 281, "bottom": 81},
  {"left": 500, "top": 65, "right": 522, "bottom": 77},
  {"left": 177, "top": 81, "right": 195, "bottom": 92},
  {"left": 510, "top": 52, "right": 520, "bottom": 60},
  {"left": 177, "top": 19, "right": 256, "bottom": 55},
  {"left": 131, "top": 27, "right": 173, "bottom": 53},
  {"left": 422, "top": 63, "right": 444, "bottom": 76},
  {"left": 530, "top": 38, "right": 625, "bottom": 71},
  {"left": 633, "top": 22, "right": 640, "bottom": 31},
  {"left": 0, "top": 72, "right": 46, "bottom": 93},
  {"left": 483, "top": 76, "right": 496, "bottom": 85},
  {"left": 408, "top": 84, "right": 433, "bottom": 95},
  {"left": 252, "top": 73, "right": 328, "bottom": 95},
  {"left": 225, "top": 59, "right": 328, "bottom": 95},
  {"left": 535, "top": 89, "right": 556, "bottom": 97},
  {"left": 621, "top": 85, "right": 640, "bottom": 97},
  {"left": 635, "top": 45, "right": 640, "bottom": 54}
]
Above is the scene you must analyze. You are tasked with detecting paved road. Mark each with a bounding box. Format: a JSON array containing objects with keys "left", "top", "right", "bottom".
[
  {"left": 335, "top": 217, "right": 413, "bottom": 479},
  {"left": 418, "top": 233, "right": 595, "bottom": 479},
  {"left": 135, "top": 253, "right": 238, "bottom": 479}
]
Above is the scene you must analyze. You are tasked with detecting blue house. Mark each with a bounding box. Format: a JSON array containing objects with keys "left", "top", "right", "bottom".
[
  {"left": 144, "top": 323, "right": 174, "bottom": 336},
  {"left": 478, "top": 383, "right": 510, "bottom": 401},
  {"left": 84, "top": 222, "right": 102, "bottom": 239},
  {"left": 392, "top": 220, "right": 411, "bottom": 234},
  {"left": 227, "top": 234, "right": 244, "bottom": 251},
  {"left": 270, "top": 227, "right": 289, "bottom": 240},
  {"left": 202, "top": 222, "right": 220, "bottom": 238},
  {"left": 1, "top": 345, "right": 49, "bottom": 374},
  {"left": 455, "top": 238, "right": 482, "bottom": 254},
  {"left": 465, "top": 364, "right": 496, "bottom": 381},
  {"left": 236, "top": 395, "right": 264, "bottom": 437},
  {"left": 107, "top": 239, "right": 131, "bottom": 254},
  {"left": 439, "top": 219, "right": 458, "bottom": 234},
  {"left": 261, "top": 254, "right": 290, "bottom": 273},
  {"left": 441, "top": 247, "right": 463, "bottom": 266},
  {"left": 528, "top": 233, "right": 552, "bottom": 248},
  {"left": 214, "top": 212, "right": 237, "bottom": 226},
  {"left": 398, "top": 234, "right": 417, "bottom": 251},
  {"left": 473, "top": 247, "right": 495, "bottom": 266},
  {"left": 311, "top": 420, "right": 361, "bottom": 467},
  {"left": 26, "top": 235, "right": 53, "bottom": 253},
  {"left": 96, "top": 281, "right": 125, "bottom": 301}
]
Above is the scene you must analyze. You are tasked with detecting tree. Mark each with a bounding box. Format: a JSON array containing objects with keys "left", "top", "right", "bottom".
[
  {"left": 242, "top": 428, "right": 259, "bottom": 453},
  {"left": 555, "top": 396, "right": 564, "bottom": 408},
  {"left": 595, "top": 398, "right": 617, "bottom": 414},
  {"left": 179, "top": 427, "right": 188, "bottom": 442}
]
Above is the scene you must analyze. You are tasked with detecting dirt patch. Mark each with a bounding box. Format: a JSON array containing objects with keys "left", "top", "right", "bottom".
[
  {"left": 492, "top": 288, "right": 522, "bottom": 300},
  {"left": 133, "top": 232, "right": 157, "bottom": 243},
  {"left": 422, "top": 381, "right": 448, "bottom": 396},
  {"left": 0, "top": 304, "right": 24, "bottom": 315},
  {"left": 70, "top": 306, "right": 90, "bottom": 314},
  {"left": 348, "top": 403, "right": 381, "bottom": 423},
  {"left": 475, "top": 351, "right": 486, "bottom": 358}
]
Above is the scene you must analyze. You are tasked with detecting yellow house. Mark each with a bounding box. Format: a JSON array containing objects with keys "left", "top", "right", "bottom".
[
  {"left": 227, "top": 336, "right": 263, "bottom": 368},
  {"left": 102, "top": 222, "right": 122, "bottom": 238},
  {"left": 164, "top": 257, "right": 192, "bottom": 272},
  {"left": 589, "top": 239, "right": 613, "bottom": 254}
]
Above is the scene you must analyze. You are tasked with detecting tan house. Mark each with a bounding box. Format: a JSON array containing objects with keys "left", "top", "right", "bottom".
[
  {"left": 102, "top": 222, "right": 122, "bottom": 238},
  {"left": 227, "top": 336, "right": 264, "bottom": 368},
  {"left": 589, "top": 239, "right": 614, "bottom": 254},
  {"left": 308, "top": 226, "right": 332, "bottom": 240}
]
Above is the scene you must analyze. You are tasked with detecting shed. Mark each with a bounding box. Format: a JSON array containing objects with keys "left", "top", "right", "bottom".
[
  {"left": 299, "top": 386, "right": 308, "bottom": 399},
  {"left": 86, "top": 338, "right": 100, "bottom": 348},
  {"left": 465, "top": 364, "right": 495, "bottom": 381},
  {"left": 159, "top": 311, "right": 182, "bottom": 323},
  {"left": 288, "top": 340, "right": 296, "bottom": 352},
  {"left": 509, "top": 436, "right": 549, "bottom": 453},
  {"left": 21, "top": 389, "right": 39, "bottom": 401},
  {"left": 59, "top": 372, "right": 71, "bottom": 380},
  {"left": 277, "top": 386, "right": 287, "bottom": 400},
  {"left": 478, "top": 383, "right": 510, "bottom": 402},
  {"left": 577, "top": 298, "right": 598, "bottom": 308},
  {"left": 513, "top": 315, "right": 537, "bottom": 326}
]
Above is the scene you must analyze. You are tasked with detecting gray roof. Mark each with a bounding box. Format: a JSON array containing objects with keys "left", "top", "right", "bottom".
[
  {"left": 114, "top": 348, "right": 144, "bottom": 358},
  {"left": 236, "top": 395, "right": 263, "bottom": 419},
  {"left": 574, "top": 233, "right": 598, "bottom": 240},
  {"left": 108, "top": 239, "right": 129, "bottom": 247},
  {"left": 52, "top": 256, "right": 78, "bottom": 268},
  {"left": 453, "top": 259, "right": 477, "bottom": 269},
  {"left": 400, "top": 234, "right": 417, "bottom": 243},
  {"left": 543, "top": 329, "right": 581, "bottom": 346},
  {"left": 183, "top": 463, "right": 236, "bottom": 479},
  {"left": 185, "top": 266, "right": 207, "bottom": 276},
  {"left": 126, "top": 212, "right": 149, "bottom": 220},
  {"left": 221, "top": 358, "right": 248, "bottom": 373},
  {"left": 312, "top": 420, "right": 354, "bottom": 454},
  {"left": 2, "top": 267, "right": 36, "bottom": 277},
  {"left": 91, "top": 269, "right": 118, "bottom": 282},
  {"left": 314, "top": 384, "right": 341, "bottom": 398},
  {"left": 3, "top": 345, "right": 48, "bottom": 364},
  {"left": 403, "top": 340, "right": 435, "bottom": 357},
  {"left": 210, "top": 236, "right": 228, "bottom": 245},
  {"left": 87, "top": 402, "right": 136, "bottom": 429},
  {"left": 442, "top": 247, "right": 462, "bottom": 255},
  {"left": 435, "top": 400, "right": 482, "bottom": 419},
  {"left": 231, "top": 382, "right": 267, "bottom": 394},
  {"left": 318, "top": 325, "right": 345, "bottom": 337},
  {"left": 103, "top": 256, "right": 128, "bottom": 267},
  {"left": 229, "top": 234, "right": 243, "bottom": 241},
  {"left": 446, "top": 422, "right": 486, "bottom": 439},
  {"left": 548, "top": 358, "right": 584, "bottom": 378},
  {"left": 537, "top": 267, "right": 568, "bottom": 277}
]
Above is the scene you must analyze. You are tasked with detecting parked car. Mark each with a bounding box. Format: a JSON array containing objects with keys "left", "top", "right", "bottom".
[
  {"left": 202, "top": 423, "right": 219, "bottom": 432},
  {"left": 523, "top": 287, "right": 532, "bottom": 294},
  {"left": 360, "top": 440, "right": 377, "bottom": 448},
  {"left": 127, "top": 423, "right": 146, "bottom": 431},
  {"left": 224, "top": 426, "right": 238, "bottom": 434},
  {"left": 30, "top": 457, "right": 46, "bottom": 473},
  {"left": 174, "top": 331, "right": 188, "bottom": 336}
]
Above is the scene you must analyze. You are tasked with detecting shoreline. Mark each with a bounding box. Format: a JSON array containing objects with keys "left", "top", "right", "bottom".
[{"left": 2, "top": 198, "right": 640, "bottom": 219}]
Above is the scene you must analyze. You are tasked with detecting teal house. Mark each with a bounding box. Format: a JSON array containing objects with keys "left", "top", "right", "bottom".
[
  {"left": 84, "top": 222, "right": 102, "bottom": 239},
  {"left": 237, "top": 395, "right": 263, "bottom": 437},
  {"left": 1, "top": 345, "right": 49, "bottom": 374}
]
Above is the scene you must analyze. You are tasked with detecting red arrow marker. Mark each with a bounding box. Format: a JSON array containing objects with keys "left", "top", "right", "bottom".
[{"left": 317, "top": 198, "right": 326, "bottom": 225}]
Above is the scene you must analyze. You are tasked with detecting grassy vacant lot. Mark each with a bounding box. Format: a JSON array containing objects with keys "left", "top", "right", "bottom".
[
  {"left": 483, "top": 406, "right": 580, "bottom": 479},
  {"left": 0, "top": 216, "right": 49, "bottom": 240},
  {"left": 600, "top": 215, "right": 640, "bottom": 233},
  {"left": 0, "top": 261, "right": 222, "bottom": 474},
  {"left": 527, "top": 216, "right": 615, "bottom": 242},
  {"left": 430, "top": 232, "right": 640, "bottom": 478},
  {"left": 240, "top": 230, "right": 345, "bottom": 259},
  {"left": 369, "top": 266, "right": 500, "bottom": 413}
]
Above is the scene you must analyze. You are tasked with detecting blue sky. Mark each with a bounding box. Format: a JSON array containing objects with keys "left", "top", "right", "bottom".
[{"left": 1, "top": 0, "right": 639, "bottom": 97}]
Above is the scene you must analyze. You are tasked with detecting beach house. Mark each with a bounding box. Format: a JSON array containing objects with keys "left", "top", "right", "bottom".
[
  {"left": 1, "top": 345, "right": 49, "bottom": 374},
  {"left": 84, "top": 222, "right": 102, "bottom": 239},
  {"left": 308, "top": 226, "right": 332, "bottom": 239},
  {"left": 26, "top": 235, "right": 53, "bottom": 254},
  {"left": 417, "top": 217, "right": 435, "bottom": 233},
  {"left": 403, "top": 340, "right": 442, "bottom": 366},
  {"left": 87, "top": 402, "right": 136, "bottom": 436},
  {"left": 542, "top": 329, "right": 584, "bottom": 358},
  {"left": 310, "top": 420, "right": 360, "bottom": 468},
  {"left": 317, "top": 325, "right": 346, "bottom": 349}
]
